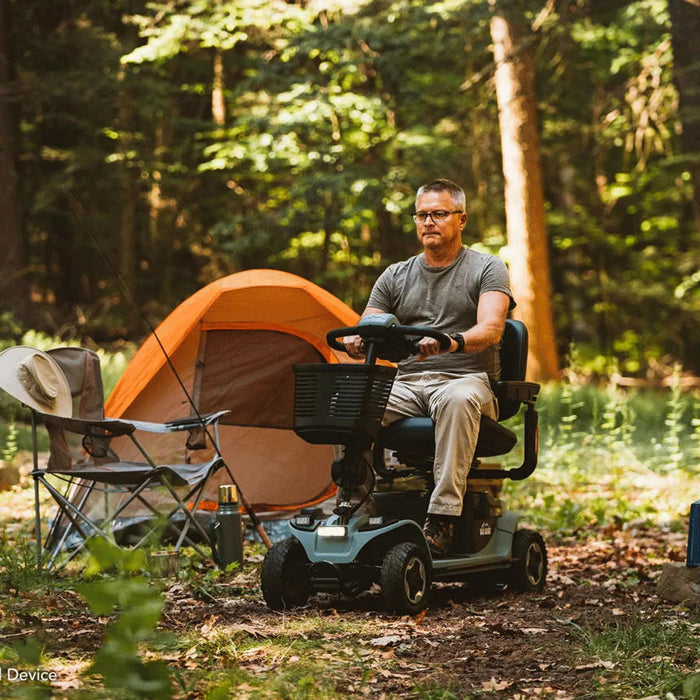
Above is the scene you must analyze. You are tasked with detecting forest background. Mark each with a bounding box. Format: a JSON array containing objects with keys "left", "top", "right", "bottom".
[
  {"left": 0, "top": 2, "right": 699, "bottom": 697},
  {"left": 0, "top": 0, "right": 699, "bottom": 385}
]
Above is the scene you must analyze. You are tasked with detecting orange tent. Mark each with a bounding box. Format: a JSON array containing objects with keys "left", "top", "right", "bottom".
[{"left": 105, "top": 269, "right": 359, "bottom": 516}]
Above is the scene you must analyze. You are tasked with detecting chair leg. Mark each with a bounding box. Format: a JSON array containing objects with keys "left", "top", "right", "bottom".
[
  {"left": 33, "top": 474, "right": 42, "bottom": 567},
  {"left": 132, "top": 490, "right": 209, "bottom": 558},
  {"left": 31, "top": 412, "right": 42, "bottom": 566},
  {"left": 159, "top": 472, "right": 218, "bottom": 548},
  {"left": 46, "top": 481, "right": 96, "bottom": 566},
  {"left": 129, "top": 474, "right": 215, "bottom": 558},
  {"left": 38, "top": 477, "right": 111, "bottom": 543}
]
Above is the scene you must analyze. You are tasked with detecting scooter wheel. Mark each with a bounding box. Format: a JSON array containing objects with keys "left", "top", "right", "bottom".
[
  {"left": 261, "top": 538, "right": 311, "bottom": 610},
  {"left": 509, "top": 529, "right": 547, "bottom": 592},
  {"left": 380, "top": 542, "right": 431, "bottom": 614}
]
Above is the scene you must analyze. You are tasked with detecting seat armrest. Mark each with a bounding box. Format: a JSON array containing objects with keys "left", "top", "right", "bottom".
[
  {"left": 42, "top": 414, "right": 136, "bottom": 437},
  {"left": 125, "top": 410, "right": 230, "bottom": 434},
  {"left": 493, "top": 380, "right": 540, "bottom": 403}
]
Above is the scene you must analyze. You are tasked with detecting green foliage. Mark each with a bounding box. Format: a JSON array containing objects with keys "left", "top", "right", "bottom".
[
  {"left": 78, "top": 539, "right": 173, "bottom": 699},
  {"left": 1, "top": 422, "right": 19, "bottom": 465},
  {"left": 4, "top": 0, "right": 700, "bottom": 372},
  {"left": 685, "top": 673, "right": 700, "bottom": 700},
  {"left": 0, "top": 531, "right": 51, "bottom": 595},
  {"left": 503, "top": 379, "right": 698, "bottom": 533},
  {"left": 569, "top": 618, "right": 700, "bottom": 698}
]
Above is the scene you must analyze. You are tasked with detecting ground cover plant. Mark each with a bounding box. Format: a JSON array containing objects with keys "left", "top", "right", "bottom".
[{"left": 0, "top": 380, "right": 698, "bottom": 699}]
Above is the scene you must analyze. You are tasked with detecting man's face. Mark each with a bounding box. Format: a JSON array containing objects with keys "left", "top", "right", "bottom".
[{"left": 414, "top": 190, "right": 467, "bottom": 252}]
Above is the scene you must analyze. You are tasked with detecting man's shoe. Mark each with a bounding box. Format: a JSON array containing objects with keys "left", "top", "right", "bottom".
[{"left": 423, "top": 514, "right": 456, "bottom": 557}]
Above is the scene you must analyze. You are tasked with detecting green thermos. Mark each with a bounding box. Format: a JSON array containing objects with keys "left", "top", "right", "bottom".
[{"left": 210, "top": 484, "right": 243, "bottom": 569}]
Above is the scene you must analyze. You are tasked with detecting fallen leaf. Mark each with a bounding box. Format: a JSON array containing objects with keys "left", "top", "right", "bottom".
[
  {"left": 481, "top": 677, "right": 512, "bottom": 691},
  {"left": 412, "top": 609, "right": 427, "bottom": 624},
  {"left": 368, "top": 635, "right": 403, "bottom": 647},
  {"left": 574, "top": 660, "right": 615, "bottom": 670}
]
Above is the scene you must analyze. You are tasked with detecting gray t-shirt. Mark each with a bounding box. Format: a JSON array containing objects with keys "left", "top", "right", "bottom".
[{"left": 366, "top": 246, "right": 515, "bottom": 380}]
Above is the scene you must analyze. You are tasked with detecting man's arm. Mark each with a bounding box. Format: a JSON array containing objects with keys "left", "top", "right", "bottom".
[
  {"left": 342, "top": 306, "right": 385, "bottom": 358},
  {"left": 416, "top": 291, "right": 510, "bottom": 360},
  {"left": 461, "top": 290, "right": 510, "bottom": 352}
]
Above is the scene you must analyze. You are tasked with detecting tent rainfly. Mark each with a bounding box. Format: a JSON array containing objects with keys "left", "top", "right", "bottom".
[{"left": 103, "top": 269, "right": 359, "bottom": 518}]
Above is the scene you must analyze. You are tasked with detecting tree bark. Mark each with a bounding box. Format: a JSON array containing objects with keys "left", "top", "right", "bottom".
[
  {"left": 212, "top": 49, "right": 226, "bottom": 126},
  {"left": 117, "top": 69, "right": 136, "bottom": 317},
  {"left": 489, "top": 0, "right": 559, "bottom": 380},
  {"left": 668, "top": 0, "right": 700, "bottom": 232},
  {"left": 0, "top": 0, "right": 25, "bottom": 314}
]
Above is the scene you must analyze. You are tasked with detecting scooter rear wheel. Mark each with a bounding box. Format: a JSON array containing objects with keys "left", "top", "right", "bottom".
[
  {"left": 380, "top": 542, "right": 431, "bottom": 614},
  {"left": 261, "top": 538, "right": 311, "bottom": 610},
  {"left": 508, "top": 529, "right": 547, "bottom": 591}
]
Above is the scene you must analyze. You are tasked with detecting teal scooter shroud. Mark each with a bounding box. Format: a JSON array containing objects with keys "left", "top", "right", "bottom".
[
  {"left": 289, "top": 511, "right": 522, "bottom": 572},
  {"left": 687, "top": 500, "right": 700, "bottom": 567}
]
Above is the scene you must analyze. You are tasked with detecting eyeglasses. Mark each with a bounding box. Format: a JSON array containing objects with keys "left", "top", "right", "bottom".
[{"left": 412, "top": 210, "right": 464, "bottom": 224}]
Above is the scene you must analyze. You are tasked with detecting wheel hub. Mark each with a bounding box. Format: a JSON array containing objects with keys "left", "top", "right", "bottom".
[
  {"left": 404, "top": 556, "right": 427, "bottom": 604},
  {"left": 525, "top": 543, "right": 544, "bottom": 584}
]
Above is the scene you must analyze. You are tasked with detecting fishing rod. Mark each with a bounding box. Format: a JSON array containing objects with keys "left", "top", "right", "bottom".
[{"left": 64, "top": 188, "right": 273, "bottom": 549}]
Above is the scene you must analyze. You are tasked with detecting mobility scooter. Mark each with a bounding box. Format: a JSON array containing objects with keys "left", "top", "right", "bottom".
[{"left": 261, "top": 314, "right": 546, "bottom": 613}]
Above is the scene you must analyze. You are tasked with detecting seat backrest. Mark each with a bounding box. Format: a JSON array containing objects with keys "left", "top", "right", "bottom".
[
  {"left": 45, "top": 347, "right": 107, "bottom": 470},
  {"left": 47, "top": 347, "right": 105, "bottom": 419},
  {"left": 496, "top": 319, "right": 528, "bottom": 421}
]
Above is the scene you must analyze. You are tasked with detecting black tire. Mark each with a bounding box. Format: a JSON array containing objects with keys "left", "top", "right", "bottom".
[
  {"left": 508, "top": 529, "right": 547, "bottom": 592},
  {"left": 380, "top": 542, "right": 431, "bottom": 614},
  {"left": 261, "top": 538, "right": 312, "bottom": 610}
]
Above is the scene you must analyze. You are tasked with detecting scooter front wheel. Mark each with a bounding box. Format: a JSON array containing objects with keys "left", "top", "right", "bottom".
[
  {"left": 380, "top": 542, "right": 431, "bottom": 614},
  {"left": 261, "top": 538, "right": 312, "bottom": 610}
]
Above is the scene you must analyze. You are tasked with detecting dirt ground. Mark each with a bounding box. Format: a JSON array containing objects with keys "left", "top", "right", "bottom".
[
  {"left": 1, "top": 452, "right": 697, "bottom": 698},
  {"left": 170, "top": 526, "right": 692, "bottom": 698}
]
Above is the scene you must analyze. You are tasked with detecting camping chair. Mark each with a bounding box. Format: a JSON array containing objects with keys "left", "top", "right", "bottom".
[{"left": 29, "top": 347, "right": 230, "bottom": 569}]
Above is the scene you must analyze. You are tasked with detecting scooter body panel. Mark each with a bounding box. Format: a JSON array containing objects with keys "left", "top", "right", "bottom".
[
  {"left": 289, "top": 513, "right": 424, "bottom": 565},
  {"left": 431, "top": 510, "right": 521, "bottom": 578},
  {"left": 288, "top": 510, "right": 521, "bottom": 574}
]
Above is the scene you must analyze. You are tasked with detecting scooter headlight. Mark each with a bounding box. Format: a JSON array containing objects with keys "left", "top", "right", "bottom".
[{"left": 317, "top": 525, "right": 348, "bottom": 539}]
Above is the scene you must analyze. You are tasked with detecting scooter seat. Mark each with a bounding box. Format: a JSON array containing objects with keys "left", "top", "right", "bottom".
[{"left": 379, "top": 414, "right": 517, "bottom": 459}]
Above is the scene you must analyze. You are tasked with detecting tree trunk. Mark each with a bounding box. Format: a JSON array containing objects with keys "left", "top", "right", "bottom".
[
  {"left": 117, "top": 69, "right": 137, "bottom": 325},
  {"left": 668, "top": 0, "right": 700, "bottom": 232},
  {"left": 489, "top": 0, "right": 559, "bottom": 380},
  {"left": 0, "top": 0, "right": 25, "bottom": 314},
  {"left": 212, "top": 48, "right": 226, "bottom": 126}
]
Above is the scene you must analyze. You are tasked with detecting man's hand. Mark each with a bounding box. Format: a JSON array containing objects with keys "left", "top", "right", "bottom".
[
  {"left": 416, "top": 336, "right": 458, "bottom": 361},
  {"left": 343, "top": 334, "right": 365, "bottom": 359}
]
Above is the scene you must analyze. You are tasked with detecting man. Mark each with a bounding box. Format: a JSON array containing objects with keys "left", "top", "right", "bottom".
[{"left": 344, "top": 178, "right": 514, "bottom": 556}]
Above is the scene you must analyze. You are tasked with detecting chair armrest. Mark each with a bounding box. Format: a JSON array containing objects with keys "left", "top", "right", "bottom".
[
  {"left": 493, "top": 381, "right": 540, "bottom": 403},
  {"left": 42, "top": 414, "right": 136, "bottom": 437},
  {"left": 123, "top": 410, "right": 230, "bottom": 434}
]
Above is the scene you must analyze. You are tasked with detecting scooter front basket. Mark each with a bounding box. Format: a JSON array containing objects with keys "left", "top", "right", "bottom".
[{"left": 293, "top": 363, "right": 397, "bottom": 447}]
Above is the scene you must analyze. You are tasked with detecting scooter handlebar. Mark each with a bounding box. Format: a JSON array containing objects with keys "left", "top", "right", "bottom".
[{"left": 326, "top": 323, "right": 452, "bottom": 355}]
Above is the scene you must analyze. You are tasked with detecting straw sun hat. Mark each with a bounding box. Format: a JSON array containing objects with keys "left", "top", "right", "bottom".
[{"left": 0, "top": 346, "right": 72, "bottom": 417}]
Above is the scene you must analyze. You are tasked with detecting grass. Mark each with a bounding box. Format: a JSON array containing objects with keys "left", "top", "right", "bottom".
[
  {"left": 1, "top": 354, "right": 699, "bottom": 697},
  {"left": 568, "top": 617, "right": 700, "bottom": 698}
]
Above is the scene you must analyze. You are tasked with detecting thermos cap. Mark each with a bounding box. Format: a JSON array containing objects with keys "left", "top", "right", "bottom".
[{"left": 219, "top": 484, "right": 238, "bottom": 504}]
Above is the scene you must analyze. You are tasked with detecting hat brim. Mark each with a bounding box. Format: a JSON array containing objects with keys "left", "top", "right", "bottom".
[{"left": 0, "top": 346, "right": 73, "bottom": 417}]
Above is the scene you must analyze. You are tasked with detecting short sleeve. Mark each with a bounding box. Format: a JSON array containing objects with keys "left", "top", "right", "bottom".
[
  {"left": 480, "top": 257, "right": 516, "bottom": 310},
  {"left": 366, "top": 266, "right": 396, "bottom": 312}
]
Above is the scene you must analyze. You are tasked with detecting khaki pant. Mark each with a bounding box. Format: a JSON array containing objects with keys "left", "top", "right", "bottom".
[{"left": 382, "top": 371, "right": 498, "bottom": 517}]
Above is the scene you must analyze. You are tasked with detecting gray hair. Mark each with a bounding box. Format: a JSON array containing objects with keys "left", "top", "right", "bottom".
[{"left": 416, "top": 179, "right": 466, "bottom": 211}]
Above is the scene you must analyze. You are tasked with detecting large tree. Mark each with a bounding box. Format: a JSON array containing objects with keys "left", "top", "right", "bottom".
[
  {"left": 0, "top": 0, "right": 24, "bottom": 316},
  {"left": 668, "top": 0, "right": 700, "bottom": 231},
  {"left": 489, "top": 0, "right": 560, "bottom": 380}
]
